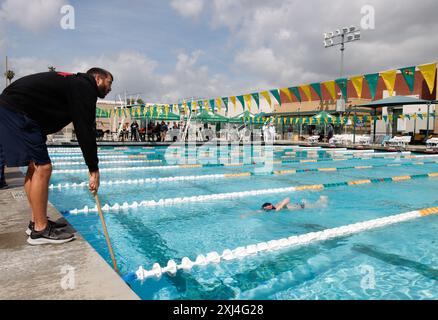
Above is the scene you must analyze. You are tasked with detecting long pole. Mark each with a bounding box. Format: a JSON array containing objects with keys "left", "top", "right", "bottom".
[
  {"left": 5, "top": 56, "right": 8, "bottom": 88},
  {"left": 425, "top": 103, "right": 431, "bottom": 141},
  {"left": 95, "top": 194, "right": 120, "bottom": 274}
]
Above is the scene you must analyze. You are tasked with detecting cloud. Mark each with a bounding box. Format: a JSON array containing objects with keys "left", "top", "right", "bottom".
[
  {"left": 210, "top": 0, "right": 438, "bottom": 88},
  {"left": 7, "top": 57, "right": 52, "bottom": 79},
  {"left": 69, "top": 50, "right": 233, "bottom": 103},
  {"left": 170, "top": 0, "right": 204, "bottom": 19},
  {"left": 0, "top": 0, "right": 68, "bottom": 32}
]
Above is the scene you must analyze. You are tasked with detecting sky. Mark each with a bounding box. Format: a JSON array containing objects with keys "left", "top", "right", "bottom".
[{"left": 0, "top": 0, "right": 437, "bottom": 105}]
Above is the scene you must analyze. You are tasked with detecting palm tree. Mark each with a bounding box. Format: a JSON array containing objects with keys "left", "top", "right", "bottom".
[{"left": 4, "top": 70, "right": 15, "bottom": 85}]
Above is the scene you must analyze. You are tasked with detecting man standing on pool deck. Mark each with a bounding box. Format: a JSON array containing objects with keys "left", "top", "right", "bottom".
[{"left": 0, "top": 68, "right": 113, "bottom": 245}]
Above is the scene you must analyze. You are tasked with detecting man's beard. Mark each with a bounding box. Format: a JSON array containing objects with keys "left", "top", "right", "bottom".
[{"left": 97, "top": 85, "right": 107, "bottom": 98}]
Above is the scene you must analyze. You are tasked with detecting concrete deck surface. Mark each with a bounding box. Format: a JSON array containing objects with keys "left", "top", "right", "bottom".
[{"left": 0, "top": 168, "right": 139, "bottom": 300}]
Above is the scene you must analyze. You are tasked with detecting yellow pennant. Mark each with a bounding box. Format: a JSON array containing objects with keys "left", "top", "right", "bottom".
[
  {"left": 230, "top": 96, "right": 237, "bottom": 111},
  {"left": 183, "top": 103, "right": 188, "bottom": 115},
  {"left": 216, "top": 98, "right": 222, "bottom": 113},
  {"left": 157, "top": 106, "right": 161, "bottom": 116},
  {"left": 192, "top": 100, "right": 198, "bottom": 112},
  {"left": 380, "top": 70, "right": 397, "bottom": 97},
  {"left": 350, "top": 75, "right": 364, "bottom": 98},
  {"left": 388, "top": 114, "right": 393, "bottom": 122},
  {"left": 418, "top": 62, "right": 437, "bottom": 95},
  {"left": 164, "top": 105, "right": 169, "bottom": 116},
  {"left": 322, "top": 80, "right": 337, "bottom": 101},
  {"left": 399, "top": 114, "right": 405, "bottom": 119},
  {"left": 300, "top": 85, "right": 312, "bottom": 101},
  {"left": 280, "top": 88, "right": 293, "bottom": 103},
  {"left": 260, "top": 91, "right": 272, "bottom": 106},
  {"left": 412, "top": 113, "right": 417, "bottom": 120},
  {"left": 204, "top": 100, "right": 210, "bottom": 112},
  {"left": 244, "top": 94, "right": 252, "bottom": 111}
]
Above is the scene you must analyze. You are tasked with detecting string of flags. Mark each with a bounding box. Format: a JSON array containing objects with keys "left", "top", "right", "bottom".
[{"left": 102, "top": 62, "right": 436, "bottom": 117}]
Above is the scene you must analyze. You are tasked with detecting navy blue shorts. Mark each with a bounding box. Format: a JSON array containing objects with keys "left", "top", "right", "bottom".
[{"left": 0, "top": 106, "right": 51, "bottom": 167}]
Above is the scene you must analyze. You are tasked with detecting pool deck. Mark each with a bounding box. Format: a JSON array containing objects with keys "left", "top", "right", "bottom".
[{"left": 0, "top": 168, "right": 139, "bottom": 300}]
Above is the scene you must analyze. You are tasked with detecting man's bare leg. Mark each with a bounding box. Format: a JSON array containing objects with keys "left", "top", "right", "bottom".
[
  {"left": 24, "top": 162, "right": 36, "bottom": 222},
  {"left": 28, "top": 163, "right": 52, "bottom": 232}
]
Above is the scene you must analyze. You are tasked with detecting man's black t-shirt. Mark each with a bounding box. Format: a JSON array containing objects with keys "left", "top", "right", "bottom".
[{"left": 0, "top": 71, "right": 99, "bottom": 171}]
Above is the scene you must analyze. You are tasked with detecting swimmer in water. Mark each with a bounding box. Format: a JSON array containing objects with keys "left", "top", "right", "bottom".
[{"left": 240, "top": 196, "right": 328, "bottom": 218}]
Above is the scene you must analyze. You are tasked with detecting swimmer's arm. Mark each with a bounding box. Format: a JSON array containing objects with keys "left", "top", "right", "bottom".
[{"left": 275, "top": 197, "right": 290, "bottom": 211}]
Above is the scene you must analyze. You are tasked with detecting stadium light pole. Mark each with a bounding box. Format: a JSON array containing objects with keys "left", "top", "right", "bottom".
[{"left": 323, "top": 26, "right": 361, "bottom": 142}]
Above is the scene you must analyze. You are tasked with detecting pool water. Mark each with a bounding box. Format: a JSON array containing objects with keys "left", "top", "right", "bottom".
[{"left": 47, "top": 146, "right": 438, "bottom": 300}]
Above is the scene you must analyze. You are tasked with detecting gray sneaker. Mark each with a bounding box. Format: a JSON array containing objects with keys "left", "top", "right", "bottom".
[{"left": 27, "top": 223, "right": 75, "bottom": 245}]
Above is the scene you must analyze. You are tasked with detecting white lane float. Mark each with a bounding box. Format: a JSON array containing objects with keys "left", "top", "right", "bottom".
[{"left": 133, "top": 207, "right": 438, "bottom": 280}]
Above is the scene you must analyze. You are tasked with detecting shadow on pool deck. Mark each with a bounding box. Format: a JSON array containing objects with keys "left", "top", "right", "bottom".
[{"left": 0, "top": 168, "right": 139, "bottom": 300}]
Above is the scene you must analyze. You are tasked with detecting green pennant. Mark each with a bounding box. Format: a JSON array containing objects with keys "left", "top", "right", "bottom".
[
  {"left": 187, "top": 101, "right": 192, "bottom": 111},
  {"left": 335, "top": 78, "right": 348, "bottom": 102},
  {"left": 405, "top": 114, "right": 411, "bottom": 120},
  {"left": 237, "top": 95, "right": 245, "bottom": 109},
  {"left": 364, "top": 73, "right": 380, "bottom": 100},
  {"left": 418, "top": 113, "right": 423, "bottom": 120},
  {"left": 383, "top": 115, "right": 388, "bottom": 122},
  {"left": 222, "top": 97, "right": 229, "bottom": 112},
  {"left": 289, "top": 87, "right": 301, "bottom": 102},
  {"left": 197, "top": 100, "right": 203, "bottom": 111},
  {"left": 430, "top": 112, "right": 436, "bottom": 118},
  {"left": 209, "top": 99, "right": 215, "bottom": 111},
  {"left": 251, "top": 93, "right": 260, "bottom": 108},
  {"left": 399, "top": 66, "right": 416, "bottom": 93},
  {"left": 311, "top": 83, "right": 323, "bottom": 101},
  {"left": 270, "top": 89, "right": 281, "bottom": 105}
]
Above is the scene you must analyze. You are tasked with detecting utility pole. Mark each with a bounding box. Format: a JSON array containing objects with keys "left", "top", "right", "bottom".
[{"left": 5, "top": 56, "right": 7, "bottom": 88}]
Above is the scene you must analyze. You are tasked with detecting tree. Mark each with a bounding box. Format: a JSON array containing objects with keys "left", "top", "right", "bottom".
[
  {"left": 4, "top": 70, "right": 15, "bottom": 85},
  {"left": 48, "top": 66, "right": 56, "bottom": 72}
]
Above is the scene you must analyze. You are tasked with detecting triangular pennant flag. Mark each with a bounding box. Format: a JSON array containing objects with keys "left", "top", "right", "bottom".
[
  {"left": 251, "top": 93, "right": 260, "bottom": 109},
  {"left": 216, "top": 98, "right": 222, "bottom": 113},
  {"left": 380, "top": 70, "right": 397, "bottom": 97},
  {"left": 204, "top": 100, "right": 210, "bottom": 112},
  {"left": 164, "top": 105, "right": 169, "bottom": 116},
  {"left": 222, "top": 97, "right": 229, "bottom": 113},
  {"left": 322, "top": 81, "right": 337, "bottom": 101},
  {"left": 187, "top": 101, "right": 192, "bottom": 111},
  {"left": 270, "top": 89, "right": 281, "bottom": 105},
  {"left": 230, "top": 96, "right": 237, "bottom": 111},
  {"left": 399, "top": 66, "right": 416, "bottom": 93},
  {"left": 300, "top": 85, "right": 312, "bottom": 101},
  {"left": 310, "top": 83, "right": 322, "bottom": 101},
  {"left": 197, "top": 100, "right": 203, "bottom": 111},
  {"left": 383, "top": 115, "right": 388, "bottom": 122},
  {"left": 350, "top": 75, "right": 364, "bottom": 98},
  {"left": 236, "top": 95, "right": 245, "bottom": 110},
  {"left": 209, "top": 99, "right": 215, "bottom": 111},
  {"left": 418, "top": 62, "right": 437, "bottom": 95},
  {"left": 411, "top": 113, "right": 417, "bottom": 120},
  {"left": 418, "top": 113, "right": 423, "bottom": 120},
  {"left": 280, "top": 88, "right": 293, "bottom": 102},
  {"left": 364, "top": 73, "right": 380, "bottom": 100},
  {"left": 404, "top": 114, "right": 410, "bottom": 120},
  {"left": 335, "top": 78, "right": 348, "bottom": 102},
  {"left": 192, "top": 100, "right": 198, "bottom": 112},
  {"left": 260, "top": 91, "right": 272, "bottom": 106},
  {"left": 289, "top": 87, "right": 301, "bottom": 102},
  {"left": 244, "top": 94, "right": 252, "bottom": 112}
]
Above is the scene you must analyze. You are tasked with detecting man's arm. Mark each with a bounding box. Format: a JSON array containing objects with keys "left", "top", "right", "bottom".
[{"left": 68, "top": 79, "right": 100, "bottom": 194}]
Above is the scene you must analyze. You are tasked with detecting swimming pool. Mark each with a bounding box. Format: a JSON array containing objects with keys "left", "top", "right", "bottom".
[{"left": 47, "top": 145, "right": 438, "bottom": 300}]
